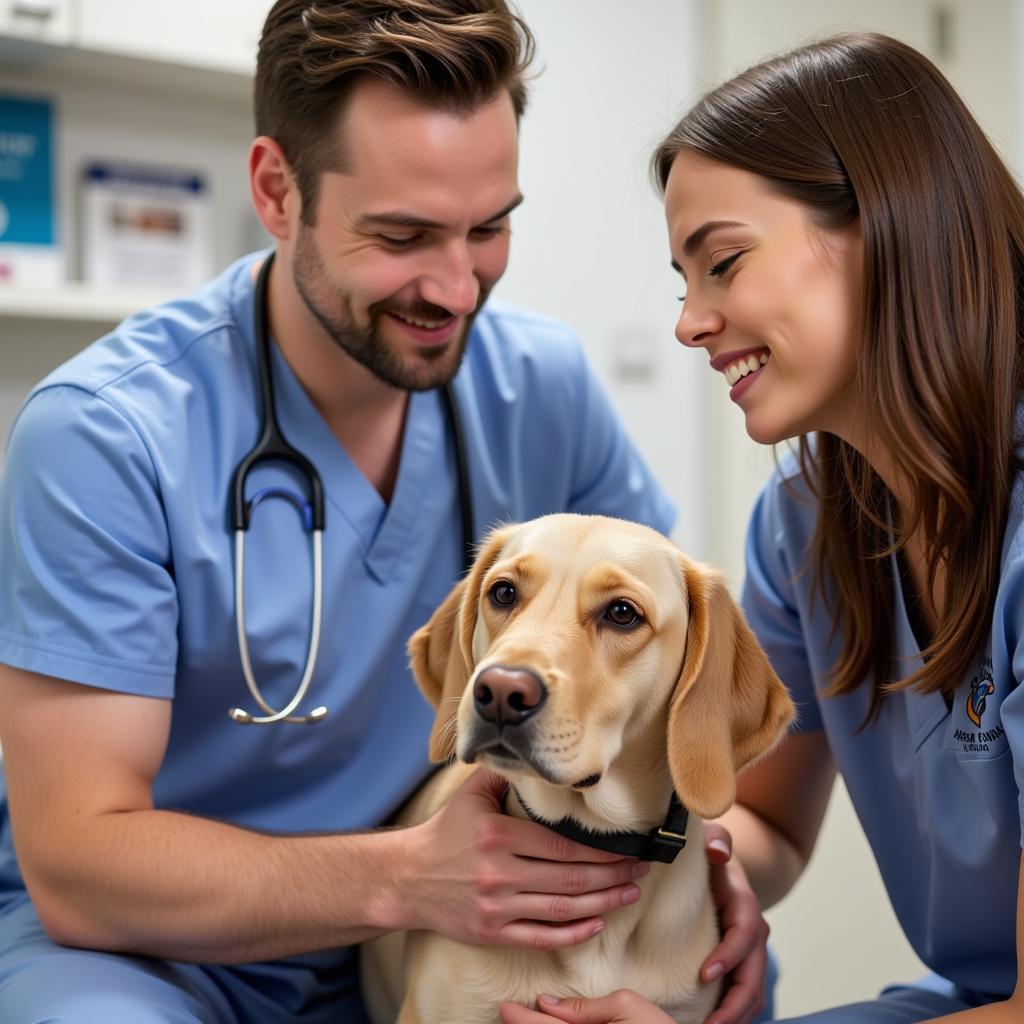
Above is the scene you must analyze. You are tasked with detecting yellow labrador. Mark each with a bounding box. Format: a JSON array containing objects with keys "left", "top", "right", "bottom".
[{"left": 362, "top": 513, "right": 794, "bottom": 1024}]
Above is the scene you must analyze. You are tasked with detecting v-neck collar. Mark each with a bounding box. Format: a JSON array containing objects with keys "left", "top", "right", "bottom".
[
  {"left": 888, "top": 543, "right": 950, "bottom": 748},
  {"left": 266, "top": 339, "right": 443, "bottom": 584},
  {"left": 893, "top": 545, "right": 934, "bottom": 655}
]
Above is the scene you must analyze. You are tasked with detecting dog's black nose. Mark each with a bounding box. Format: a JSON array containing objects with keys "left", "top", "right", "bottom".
[{"left": 473, "top": 666, "right": 547, "bottom": 727}]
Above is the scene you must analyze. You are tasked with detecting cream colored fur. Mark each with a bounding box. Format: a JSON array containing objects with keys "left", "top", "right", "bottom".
[{"left": 361, "top": 514, "right": 794, "bottom": 1024}]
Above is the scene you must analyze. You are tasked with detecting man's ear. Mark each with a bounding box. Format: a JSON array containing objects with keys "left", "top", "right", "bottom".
[
  {"left": 666, "top": 556, "right": 795, "bottom": 819},
  {"left": 407, "top": 524, "right": 516, "bottom": 762},
  {"left": 248, "top": 135, "right": 299, "bottom": 241}
]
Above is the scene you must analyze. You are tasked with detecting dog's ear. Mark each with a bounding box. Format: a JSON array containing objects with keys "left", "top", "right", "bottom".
[
  {"left": 408, "top": 525, "right": 514, "bottom": 762},
  {"left": 666, "top": 556, "right": 794, "bottom": 820},
  {"left": 408, "top": 578, "right": 470, "bottom": 762}
]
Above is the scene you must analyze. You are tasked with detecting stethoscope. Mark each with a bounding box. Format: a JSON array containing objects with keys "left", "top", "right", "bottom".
[{"left": 227, "top": 252, "right": 475, "bottom": 724}]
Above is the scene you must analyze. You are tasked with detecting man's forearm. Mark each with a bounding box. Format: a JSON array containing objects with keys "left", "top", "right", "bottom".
[{"left": 24, "top": 808, "right": 415, "bottom": 962}]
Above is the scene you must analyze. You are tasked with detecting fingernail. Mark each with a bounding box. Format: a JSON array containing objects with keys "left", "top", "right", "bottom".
[
  {"left": 590, "top": 920, "right": 605, "bottom": 937},
  {"left": 705, "top": 961, "right": 724, "bottom": 981},
  {"left": 708, "top": 839, "right": 730, "bottom": 857},
  {"left": 539, "top": 995, "right": 561, "bottom": 1007},
  {"left": 632, "top": 861, "right": 651, "bottom": 879},
  {"left": 623, "top": 884, "right": 641, "bottom": 904}
]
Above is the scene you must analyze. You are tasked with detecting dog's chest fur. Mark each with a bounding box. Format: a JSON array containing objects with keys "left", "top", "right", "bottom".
[{"left": 405, "top": 824, "right": 722, "bottom": 1024}]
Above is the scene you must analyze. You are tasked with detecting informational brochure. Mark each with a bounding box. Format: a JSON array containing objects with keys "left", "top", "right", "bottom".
[
  {"left": 0, "top": 93, "right": 62, "bottom": 286},
  {"left": 80, "top": 160, "right": 212, "bottom": 290}
]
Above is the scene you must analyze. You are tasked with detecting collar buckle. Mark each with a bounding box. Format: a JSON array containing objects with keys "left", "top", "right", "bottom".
[{"left": 654, "top": 824, "right": 688, "bottom": 847}]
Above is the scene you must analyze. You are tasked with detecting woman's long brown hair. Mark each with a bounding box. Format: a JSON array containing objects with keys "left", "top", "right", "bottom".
[{"left": 654, "top": 33, "right": 1024, "bottom": 717}]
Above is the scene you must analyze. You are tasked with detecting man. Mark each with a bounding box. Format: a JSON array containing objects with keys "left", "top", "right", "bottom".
[{"left": 0, "top": 1, "right": 678, "bottom": 1020}]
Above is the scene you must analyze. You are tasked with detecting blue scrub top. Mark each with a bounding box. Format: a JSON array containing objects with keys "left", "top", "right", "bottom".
[
  {"left": 742, "top": 451, "right": 1024, "bottom": 1000},
  {"left": 0, "top": 252, "right": 676, "bottom": 894}
]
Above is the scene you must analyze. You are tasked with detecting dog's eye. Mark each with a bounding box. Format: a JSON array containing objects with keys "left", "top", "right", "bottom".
[
  {"left": 488, "top": 580, "right": 517, "bottom": 608},
  {"left": 604, "top": 600, "right": 642, "bottom": 628}
]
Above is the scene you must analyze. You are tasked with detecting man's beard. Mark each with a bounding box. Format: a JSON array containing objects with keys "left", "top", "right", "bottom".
[{"left": 292, "top": 226, "right": 485, "bottom": 392}]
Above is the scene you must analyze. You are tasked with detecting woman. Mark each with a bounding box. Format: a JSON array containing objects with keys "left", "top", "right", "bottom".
[{"left": 502, "top": 31, "right": 1024, "bottom": 1024}]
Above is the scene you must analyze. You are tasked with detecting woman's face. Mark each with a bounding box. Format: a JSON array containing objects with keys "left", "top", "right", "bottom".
[{"left": 664, "top": 151, "right": 863, "bottom": 446}]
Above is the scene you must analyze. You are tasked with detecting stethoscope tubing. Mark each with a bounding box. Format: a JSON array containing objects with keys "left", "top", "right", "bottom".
[
  {"left": 230, "top": 528, "right": 326, "bottom": 724},
  {"left": 228, "top": 252, "right": 473, "bottom": 726}
]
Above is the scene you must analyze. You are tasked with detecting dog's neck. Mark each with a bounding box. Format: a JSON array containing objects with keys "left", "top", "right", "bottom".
[{"left": 506, "top": 786, "right": 690, "bottom": 864}]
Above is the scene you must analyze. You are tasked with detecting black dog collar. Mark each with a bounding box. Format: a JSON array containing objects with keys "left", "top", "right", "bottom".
[{"left": 513, "top": 789, "right": 690, "bottom": 864}]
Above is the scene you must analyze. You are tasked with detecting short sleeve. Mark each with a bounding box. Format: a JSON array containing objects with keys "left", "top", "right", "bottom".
[
  {"left": 564, "top": 344, "right": 677, "bottom": 536},
  {"left": 741, "top": 476, "right": 822, "bottom": 732},
  {"left": 0, "top": 385, "right": 178, "bottom": 695},
  {"left": 994, "top": 550, "right": 1024, "bottom": 845}
]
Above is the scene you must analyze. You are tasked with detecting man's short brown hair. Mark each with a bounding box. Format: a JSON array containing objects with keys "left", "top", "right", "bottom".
[{"left": 255, "top": 0, "right": 536, "bottom": 223}]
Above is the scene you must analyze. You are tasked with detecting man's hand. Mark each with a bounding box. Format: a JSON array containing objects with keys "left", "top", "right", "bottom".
[
  {"left": 699, "top": 823, "right": 770, "bottom": 1024},
  {"left": 499, "top": 991, "right": 675, "bottom": 1023},
  {"left": 396, "top": 770, "right": 649, "bottom": 949}
]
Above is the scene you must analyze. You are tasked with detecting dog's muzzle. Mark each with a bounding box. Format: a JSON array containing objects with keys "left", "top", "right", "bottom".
[{"left": 461, "top": 665, "right": 554, "bottom": 773}]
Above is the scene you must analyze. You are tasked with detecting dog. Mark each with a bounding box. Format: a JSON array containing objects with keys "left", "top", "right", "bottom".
[{"left": 361, "top": 513, "right": 794, "bottom": 1024}]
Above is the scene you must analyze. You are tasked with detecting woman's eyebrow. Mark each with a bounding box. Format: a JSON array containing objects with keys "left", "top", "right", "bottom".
[{"left": 682, "top": 219, "right": 747, "bottom": 256}]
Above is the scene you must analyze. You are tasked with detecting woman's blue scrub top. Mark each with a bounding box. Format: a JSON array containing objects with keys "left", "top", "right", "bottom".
[
  {"left": 0, "top": 252, "right": 676, "bottom": 891},
  {"left": 743, "top": 453, "right": 1024, "bottom": 999}
]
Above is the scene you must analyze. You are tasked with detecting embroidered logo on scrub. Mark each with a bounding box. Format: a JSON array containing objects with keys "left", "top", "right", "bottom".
[
  {"left": 966, "top": 674, "right": 995, "bottom": 727},
  {"left": 952, "top": 656, "right": 1006, "bottom": 754}
]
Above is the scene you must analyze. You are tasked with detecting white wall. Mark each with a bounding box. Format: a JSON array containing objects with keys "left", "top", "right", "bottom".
[{"left": 496, "top": 0, "right": 706, "bottom": 556}]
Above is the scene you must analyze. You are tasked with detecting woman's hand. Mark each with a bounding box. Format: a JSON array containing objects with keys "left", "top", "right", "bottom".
[
  {"left": 499, "top": 991, "right": 675, "bottom": 1023},
  {"left": 699, "top": 823, "right": 770, "bottom": 1024}
]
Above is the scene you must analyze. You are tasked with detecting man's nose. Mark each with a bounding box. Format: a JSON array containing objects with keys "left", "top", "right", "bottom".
[{"left": 420, "top": 242, "right": 480, "bottom": 316}]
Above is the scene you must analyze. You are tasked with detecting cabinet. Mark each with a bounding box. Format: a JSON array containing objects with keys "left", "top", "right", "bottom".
[
  {"left": 1, "top": 0, "right": 269, "bottom": 68},
  {"left": 0, "top": 2, "right": 275, "bottom": 472},
  {"left": 0, "top": 0, "right": 273, "bottom": 323},
  {"left": 77, "top": 0, "right": 267, "bottom": 76},
  {"left": 0, "top": 0, "right": 72, "bottom": 45}
]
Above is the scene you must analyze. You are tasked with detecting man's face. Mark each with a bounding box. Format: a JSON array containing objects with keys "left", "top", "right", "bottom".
[{"left": 290, "top": 79, "right": 522, "bottom": 392}]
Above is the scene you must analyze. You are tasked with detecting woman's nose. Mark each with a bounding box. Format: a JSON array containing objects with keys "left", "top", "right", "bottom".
[{"left": 675, "top": 299, "right": 724, "bottom": 348}]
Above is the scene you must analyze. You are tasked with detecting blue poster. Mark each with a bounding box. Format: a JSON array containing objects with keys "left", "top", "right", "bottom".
[{"left": 0, "top": 95, "right": 55, "bottom": 247}]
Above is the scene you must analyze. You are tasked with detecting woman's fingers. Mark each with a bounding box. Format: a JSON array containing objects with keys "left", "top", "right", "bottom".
[
  {"left": 500, "top": 1002, "right": 555, "bottom": 1023},
  {"left": 702, "top": 860, "right": 766, "bottom": 976},
  {"left": 703, "top": 942, "right": 768, "bottom": 1024},
  {"left": 702, "top": 822, "right": 733, "bottom": 866}
]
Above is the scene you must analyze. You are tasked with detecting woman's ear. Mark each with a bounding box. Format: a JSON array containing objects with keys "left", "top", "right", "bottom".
[{"left": 666, "top": 556, "right": 795, "bottom": 819}]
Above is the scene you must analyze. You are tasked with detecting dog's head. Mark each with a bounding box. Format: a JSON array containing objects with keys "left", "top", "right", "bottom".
[{"left": 409, "top": 514, "right": 793, "bottom": 825}]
